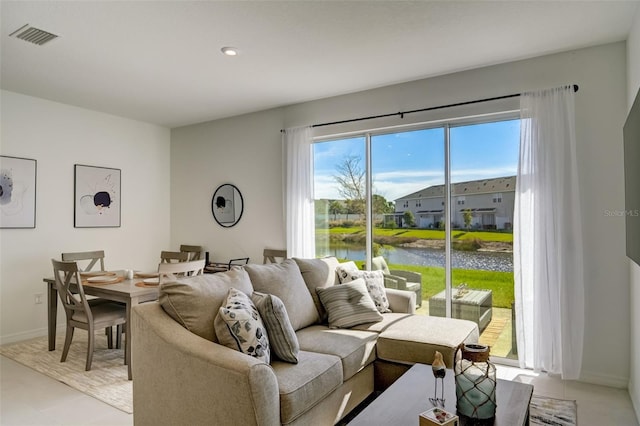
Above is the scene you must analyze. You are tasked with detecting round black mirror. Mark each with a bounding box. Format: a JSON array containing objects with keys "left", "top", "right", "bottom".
[{"left": 211, "top": 184, "right": 243, "bottom": 227}]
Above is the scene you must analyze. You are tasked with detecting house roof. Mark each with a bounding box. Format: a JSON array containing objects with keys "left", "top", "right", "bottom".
[{"left": 396, "top": 176, "right": 516, "bottom": 201}]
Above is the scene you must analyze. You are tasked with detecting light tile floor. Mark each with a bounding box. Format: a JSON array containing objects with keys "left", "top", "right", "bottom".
[{"left": 1, "top": 355, "right": 638, "bottom": 425}]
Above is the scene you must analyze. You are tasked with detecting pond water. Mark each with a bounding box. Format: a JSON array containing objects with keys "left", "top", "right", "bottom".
[{"left": 318, "top": 245, "right": 513, "bottom": 272}]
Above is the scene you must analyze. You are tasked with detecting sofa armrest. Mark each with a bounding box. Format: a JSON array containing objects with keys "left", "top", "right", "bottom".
[
  {"left": 385, "top": 288, "right": 416, "bottom": 314},
  {"left": 132, "top": 302, "right": 280, "bottom": 426}
]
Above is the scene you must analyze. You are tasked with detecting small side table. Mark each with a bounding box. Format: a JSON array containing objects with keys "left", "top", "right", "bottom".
[
  {"left": 429, "top": 289, "right": 493, "bottom": 332},
  {"left": 204, "top": 257, "right": 249, "bottom": 273}
]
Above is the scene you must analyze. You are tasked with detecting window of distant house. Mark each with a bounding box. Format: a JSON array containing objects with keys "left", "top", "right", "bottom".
[
  {"left": 493, "top": 193, "right": 502, "bottom": 203},
  {"left": 457, "top": 196, "right": 466, "bottom": 205}
]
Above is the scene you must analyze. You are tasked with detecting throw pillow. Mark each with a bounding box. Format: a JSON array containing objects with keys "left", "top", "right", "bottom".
[
  {"left": 214, "top": 287, "right": 270, "bottom": 363},
  {"left": 316, "top": 278, "right": 383, "bottom": 329},
  {"left": 252, "top": 291, "right": 299, "bottom": 363},
  {"left": 159, "top": 268, "right": 254, "bottom": 342},
  {"left": 335, "top": 261, "right": 359, "bottom": 283},
  {"left": 244, "top": 259, "right": 319, "bottom": 330},
  {"left": 338, "top": 269, "right": 391, "bottom": 313},
  {"left": 293, "top": 257, "right": 340, "bottom": 322}
]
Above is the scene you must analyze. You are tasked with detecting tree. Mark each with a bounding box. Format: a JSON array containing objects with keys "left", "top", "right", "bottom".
[
  {"left": 372, "top": 194, "right": 395, "bottom": 215},
  {"left": 328, "top": 200, "right": 345, "bottom": 220},
  {"left": 463, "top": 208, "right": 473, "bottom": 231},
  {"left": 403, "top": 210, "right": 416, "bottom": 227},
  {"left": 334, "top": 155, "right": 365, "bottom": 217}
]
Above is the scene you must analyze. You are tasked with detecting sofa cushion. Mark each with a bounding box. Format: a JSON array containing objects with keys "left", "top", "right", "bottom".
[
  {"left": 252, "top": 291, "right": 299, "bottom": 363},
  {"left": 159, "top": 268, "right": 254, "bottom": 342},
  {"left": 338, "top": 269, "right": 391, "bottom": 313},
  {"left": 245, "top": 259, "right": 319, "bottom": 331},
  {"left": 376, "top": 315, "right": 479, "bottom": 368},
  {"left": 270, "top": 351, "right": 342, "bottom": 424},
  {"left": 214, "top": 288, "right": 270, "bottom": 363},
  {"left": 293, "top": 257, "right": 340, "bottom": 322},
  {"left": 351, "top": 312, "right": 413, "bottom": 333},
  {"left": 316, "top": 278, "right": 383, "bottom": 329},
  {"left": 296, "top": 325, "right": 378, "bottom": 381}
]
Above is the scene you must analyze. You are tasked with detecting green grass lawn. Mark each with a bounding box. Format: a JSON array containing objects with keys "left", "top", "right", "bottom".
[
  {"left": 322, "top": 226, "right": 513, "bottom": 243},
  {"left": 354, "top": 261, "right": 514, "bottom": 308}
]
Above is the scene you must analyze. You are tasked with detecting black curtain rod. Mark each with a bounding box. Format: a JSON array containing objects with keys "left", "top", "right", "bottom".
[{"left": 281, "top": 84, "right": 578, "bottom": 132}]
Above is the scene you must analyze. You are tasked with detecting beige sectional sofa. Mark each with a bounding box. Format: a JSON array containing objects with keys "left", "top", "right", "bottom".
[{"left": 131, "top": 257, "right": 479, "bottom": 426}]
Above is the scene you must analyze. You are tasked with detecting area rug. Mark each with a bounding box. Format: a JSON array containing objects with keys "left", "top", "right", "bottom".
[
  {"left": 0, "top": 334, "right": 132, "bottom": 413},
  {"left": 530, "top": 395, "right": 577, "bottom": 426}
]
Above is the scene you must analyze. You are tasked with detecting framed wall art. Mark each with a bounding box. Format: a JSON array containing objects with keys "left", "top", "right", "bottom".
[
  {"left": 74, "top": 164, "right": 121, "bottom": 228},
  {"left": 0, "top": 155, "right": 37, "bottom": 229},
  {"left": 211, "top": 183, "right": 243, "bottom": 227}
]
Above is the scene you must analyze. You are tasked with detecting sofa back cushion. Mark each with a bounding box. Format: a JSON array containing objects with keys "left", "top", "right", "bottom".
[
  {"left": 293, "top": 256, "right": 340, "bottom": 322},
  {"left": 159, "top": 268, "right": 254, "bottom": 342},
  {"left": 245, "top": 259, "right": 319, "bottom": 331}
]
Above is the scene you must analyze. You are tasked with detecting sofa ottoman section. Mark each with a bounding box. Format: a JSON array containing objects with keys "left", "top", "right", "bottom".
[
  {"left": 296, "top": 325, "right": 378, "bottom": 382},
  {"left": 270, "top": 351, "right": 342, "bottom": 425},
  {"left": 376, "top": 315, "right": 479, "bottom": 368}
]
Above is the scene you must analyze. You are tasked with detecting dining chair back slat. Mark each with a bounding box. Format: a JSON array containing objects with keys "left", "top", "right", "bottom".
[
  {"left": 160, "top": 251, "right": 190, "bottom": 263},
  {"left": 263, "top": 248, "right": 287, "bottom": 264},
  {"left": 158, "top": 259, "right": 206, "bottom": 285},
  {"left": 61, "top": 250, "right": 106, "bottom": 272},
  {"left": 179, "top": 245, "right": 204, "bottom": 261}
]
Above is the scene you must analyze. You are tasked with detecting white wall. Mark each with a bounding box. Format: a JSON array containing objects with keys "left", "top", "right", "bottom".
[
  {"left": 627, "top": 4, "right": 640, "bottom": 419},
  {"left": 0, "top": 91, "right": 171, "bottom": 344},
  {"left": 170, "top": 108, "right": 285, "bottom": 265},
  {"left": 171, "top": 42, "right": 631, "bottom": 387}
]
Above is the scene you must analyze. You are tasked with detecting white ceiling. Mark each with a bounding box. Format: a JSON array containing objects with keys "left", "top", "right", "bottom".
[{"left": 1, "top": 1, "right": 638, "bottom": 128}]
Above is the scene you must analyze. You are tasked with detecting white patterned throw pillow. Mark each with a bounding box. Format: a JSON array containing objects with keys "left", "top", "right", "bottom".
[
  {"left": 335, "top": 267, "right": 391, "bottom": 313},
  {"left": 214, "top": 287, "right": 270, "bottom": 363}
]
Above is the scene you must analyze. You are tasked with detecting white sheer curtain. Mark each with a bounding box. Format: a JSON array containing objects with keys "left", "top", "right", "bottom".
[
  {"left": 514, "top": 86, "right": 585, "bottom": 379},
  {"left": 283, "top": 126, "right": 316, "bottom": 258}
]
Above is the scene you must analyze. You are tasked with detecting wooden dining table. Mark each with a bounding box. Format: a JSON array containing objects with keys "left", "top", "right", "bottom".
[{"left": 43, "top": 272, "right": 159, "bottom": 380}]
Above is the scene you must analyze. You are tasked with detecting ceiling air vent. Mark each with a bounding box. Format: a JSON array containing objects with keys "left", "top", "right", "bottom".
[{"left": 9, "top": 24, "right": 58, "bottom": 46}]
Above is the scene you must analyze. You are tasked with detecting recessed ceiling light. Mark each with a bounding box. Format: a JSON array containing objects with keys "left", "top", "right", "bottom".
[{"left": 221, "top": 47, "right": 239, "bottom": 56}]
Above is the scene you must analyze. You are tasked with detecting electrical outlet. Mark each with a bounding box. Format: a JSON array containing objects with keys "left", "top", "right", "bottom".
[{"left": 34, "top": 293, "right": 43, "bottom": 304}]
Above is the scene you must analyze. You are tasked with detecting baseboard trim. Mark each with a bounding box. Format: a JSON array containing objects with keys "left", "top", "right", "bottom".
[
  {"left": 0, "top": 326, "right": 65, "bottom": 346},
  {"left": 629, "top": 379, "right": 640, "bottom": 422},
  {"left": 580, "top": 369, "right": 629, "bottom": 389}
]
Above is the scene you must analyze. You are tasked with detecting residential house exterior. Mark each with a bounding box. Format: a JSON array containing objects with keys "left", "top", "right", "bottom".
[{"left": 391, "top": 176, "right": 516, "bottom": 230}]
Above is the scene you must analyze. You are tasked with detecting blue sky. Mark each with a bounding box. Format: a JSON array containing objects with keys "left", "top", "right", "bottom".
[{"left": 313, "top": 119, "right": 520, "bottom": 201}]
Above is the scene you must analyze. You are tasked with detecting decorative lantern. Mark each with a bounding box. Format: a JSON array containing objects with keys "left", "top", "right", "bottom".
[{"left": 454, "top": 343, "right": 496, "bottom": 420}]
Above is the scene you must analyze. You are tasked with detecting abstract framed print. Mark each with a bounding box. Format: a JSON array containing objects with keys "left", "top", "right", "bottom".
[
  {"left": 0, "top": 155, "right": 37, "bottom": 229},
  {"left": 74, "top": 164, "right": 121, "bottom": 228}
]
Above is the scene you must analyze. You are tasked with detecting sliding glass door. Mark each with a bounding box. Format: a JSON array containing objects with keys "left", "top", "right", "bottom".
[
  {"left": 313, "top": 116, "right": 519, "bottom": 360},
  {"left": 370, "top": 128, "right": 445, "bottom": 312},
  {"left": 449, "top": 119, "right": 519, "bottom": 359}
]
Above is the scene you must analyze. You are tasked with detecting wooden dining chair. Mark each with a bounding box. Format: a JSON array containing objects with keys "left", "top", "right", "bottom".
[
  {"left": 263, "top": 248, "right": 287, "bottom": 264},
  {"left": 61, "top": 250, "right": 106, "bottom": 272},
  {"left": 158, "top": 259, "right": 206, "bottom": 285},
  {"left": 160, "top": 251, "right": 190, "bottom": 263},
  {"left": 51, "top": 259, "right": 127, "bottom": 371},
  {"left": 179, "top": 244, "right": 204, "bottom": 261}
]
